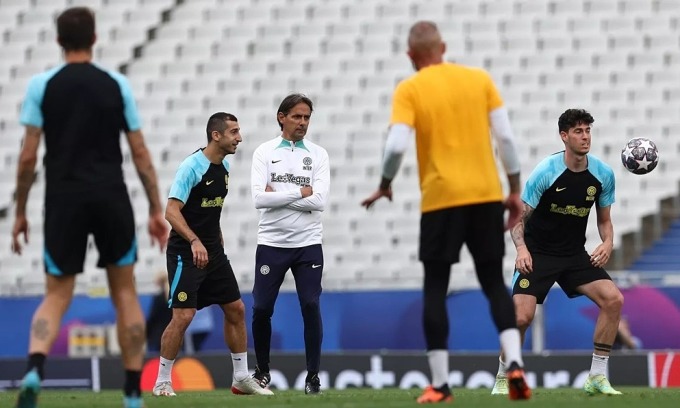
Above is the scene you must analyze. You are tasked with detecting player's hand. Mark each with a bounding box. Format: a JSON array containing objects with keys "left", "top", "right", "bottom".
[
  {"left": 265, "top": 185, "right": 274, "bottom": 192},
  {"left": 361, "top": 187, "right": 392, "bottom": 209},
  {"left": 191, "top": 239, "right": 208, "bottom": 269},
  {"left": 148, "top": 211, "right": 169, "bottom": 253},
  {"left": 515, "top": 245, "right": 533, "bottom": 274},
  {"left": 301, "top": 185, "right": 313, "bottom": 198},
  {"left": 11, "top": 215, "right": 29, "bottom": 255},
  {"left": 504, "top": 193, "right": 523, "bottom": 231},
  {"left": 590, "top": 241, "right": 613, "bottom": 268}
]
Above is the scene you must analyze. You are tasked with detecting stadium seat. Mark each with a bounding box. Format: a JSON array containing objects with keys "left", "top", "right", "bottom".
[{"left": 1, "top": 0, "right": 679, "bottom": 294}]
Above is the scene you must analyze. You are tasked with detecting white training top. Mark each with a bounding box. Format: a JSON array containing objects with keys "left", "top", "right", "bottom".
[{"left": 251, "top": 136, "right": 330, "bottom": 248}]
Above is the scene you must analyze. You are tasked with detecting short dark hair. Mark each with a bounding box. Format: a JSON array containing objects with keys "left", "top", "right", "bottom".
[
  {"left": 558, "top": 108, "right": 594, "bottom": 133},
  {"left": 276, "top": 93, "right": 313, "bottom": 130},
  {"left": 206, "top": 112, "right": 238, "bottom": 142},
  {"left": 56, "top": 7, "right": 96, "bottom": 51}
]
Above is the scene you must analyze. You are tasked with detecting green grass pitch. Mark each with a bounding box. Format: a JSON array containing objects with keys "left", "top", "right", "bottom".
[{"left": 1, "top": 387, "right": 680, "bottom": 407}]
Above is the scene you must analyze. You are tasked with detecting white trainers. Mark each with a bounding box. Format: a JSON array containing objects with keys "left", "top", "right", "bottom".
[
  {"left": 152, "top": 381, "right": 176, "bottom": 397},
  {"left": 231, "top": 376, "right": 274, "bottom": 395},
  {"left": 491, "top": 374, "right": 509, "bottom": 395}
]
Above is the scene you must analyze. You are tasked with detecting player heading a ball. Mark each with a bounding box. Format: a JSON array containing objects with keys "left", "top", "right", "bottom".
[{"left": 621, "top": 137, "right": 659, "bottom": 175}]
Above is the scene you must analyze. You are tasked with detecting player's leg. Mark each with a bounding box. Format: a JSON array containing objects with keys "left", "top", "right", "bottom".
[
  {"left": 494, "top": 253, "right": 555, "bottom": 396},
  {"left": 18, "top": 275, "right": 77, "bottom": 408},
  {"left": 106, "top": 265, "right": 146, "bottom": 401},
  {"left": 416, "top": 208, "right": 458, "bottom": 403},
  {"left": 151, "top": 252, "right": 203, "bottom": 396},
  {"left": 195, "top": 252, "right": 272, "bottom": 396},
  {"left": 564, "top": 256, "right": 623, "bottom": 395},
  {"left": 92, "top": 195, "right": 146, "bottom": 405},
  {"left": 467, "top": 202, "right": 530, "bottom": 400},
  {"left": 290, "top": 244, "right": 324, "bottom": 394},
  {"left": 17, "top": 200, "right": 87, "bottom": 408},
  {"left": 252, "top": 245, "right": 289, "bottom": 377}
]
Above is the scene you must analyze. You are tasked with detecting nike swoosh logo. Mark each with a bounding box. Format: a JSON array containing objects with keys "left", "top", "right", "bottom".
[
  {"left": 206, "top": 180, "right": 214, "bottom": 185},
  {"left": 233, "top": 358, "right": 242, "bottom": 361},
  {"left": 272, "top": 160, "right": 282, "bottom": 163},
  {"left": 556, "top": 187, "right": 566, "bottom": 192},
  {"left": 312, "top": 264, "right": 321, "bottom": 268}
]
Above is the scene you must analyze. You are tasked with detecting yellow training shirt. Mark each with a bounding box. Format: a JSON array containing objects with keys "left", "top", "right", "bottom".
[{"left": 390, "top": 62, "right": 505, "bottom": 213}]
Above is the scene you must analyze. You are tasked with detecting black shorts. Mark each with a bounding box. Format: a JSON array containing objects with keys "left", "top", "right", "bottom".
[
  {"left": 419, "top": 202, "right": 505, "bottom": 263},
  {"left": 43, "top": 194, "right": 136, "bottom": 275},
  {"left": 511, "top": 251, "right": 612, "bottom": 304},
  {"left": 166, "top": 249, "right": 241, "bottom": 309}
]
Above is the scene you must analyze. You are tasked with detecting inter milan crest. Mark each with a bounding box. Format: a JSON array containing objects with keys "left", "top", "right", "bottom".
[
  {"left": 586, "top": 185, "right": 596, "bottom": 201},
  {"left": 303, "top": 157, "right": 312, "bottom": 170}
]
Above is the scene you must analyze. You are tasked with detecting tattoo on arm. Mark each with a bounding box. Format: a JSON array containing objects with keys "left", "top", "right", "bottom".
[
  {"left": 15, "top": 126, "right": 41, "bottom": 217},
  {"left": 127, "top": 130, "right": 162, "bottom": 214},
  {"left": 136, "top": 161, "right": 162, "bottom": 214},
  {"left": 511, "top": 205, "right": 533, "bottom": 248},
  {"left": 31, "top": 318, "right": 49, "bottom": 341}
]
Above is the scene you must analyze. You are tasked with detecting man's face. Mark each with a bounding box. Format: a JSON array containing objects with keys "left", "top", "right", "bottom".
[
  {"left": 278, "top": 103, "right": 311, "bottom": 141},
  {"left": 215, "top": 120, "right": 241, "bottom": 155},
  {"left": 560, "top": 122, "right": 591, "bottom": 156}
]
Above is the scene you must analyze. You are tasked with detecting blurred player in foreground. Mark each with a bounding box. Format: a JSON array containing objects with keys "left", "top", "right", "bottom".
[
  {"left": 153, "top": 113, "right": 271, "bottom": 397},
  {"left": 12, "top": 7, "right": 168, "bottom": 408},
  {"left": 493, "top": 109, "right": 623, "bottom": 396},
  {"left": 361, "top": 21, "right": 530, "bottom": 403}
]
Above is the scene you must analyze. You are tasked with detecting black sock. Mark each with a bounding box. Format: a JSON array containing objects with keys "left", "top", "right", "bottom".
[
  {"left": 27, "top": 353, "right": 46, "bottom": 380},
  {"left": 124, "top": 370, "right": 142, "bottom": 398}
]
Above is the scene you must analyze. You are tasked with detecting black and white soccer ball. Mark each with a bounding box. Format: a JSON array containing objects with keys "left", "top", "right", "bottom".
[{"left": 621, "top": 137, "right": 659, "bottom": 175}]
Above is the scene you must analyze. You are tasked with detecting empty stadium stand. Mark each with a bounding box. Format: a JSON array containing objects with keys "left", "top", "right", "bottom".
[{"left": 0, "top": 0, "right": 679, "bottom": 296}]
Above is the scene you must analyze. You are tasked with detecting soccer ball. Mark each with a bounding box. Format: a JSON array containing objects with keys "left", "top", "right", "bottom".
[{"left": 621, "top": 137, "right": 659, "bottom": 175}]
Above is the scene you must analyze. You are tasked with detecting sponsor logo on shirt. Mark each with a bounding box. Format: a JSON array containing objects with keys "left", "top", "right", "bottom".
[
  {"left": 270, "top": 173, "right": 311, "bottom": 186},
  {"left": 201, "top": 196, "right": 225, "bottom": 208},
  {"left": 549, "top": 204, "right": 591, "bottom": 217}
]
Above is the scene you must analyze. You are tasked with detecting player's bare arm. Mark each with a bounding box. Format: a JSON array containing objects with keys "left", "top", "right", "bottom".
[
  {"left": 11, "top": 125, "right": 41, "bottom": 254},
  {"left": 126, "top": 130, "right": 162, "bottom": 213},
  {"left": 126, "top": 130, "right": 168, "bottom": 250},
  {"left": 504, "top": 172, "right": 522, "bottom": 230},
  {"left": 165, "top": 198, "right": 208, "bottom": 269},
  {"left": 591, "top": 205, "right": 614, "bottom": 268},
  {"left": 513, "top": 203, "right": 534, "bottom": 274}
]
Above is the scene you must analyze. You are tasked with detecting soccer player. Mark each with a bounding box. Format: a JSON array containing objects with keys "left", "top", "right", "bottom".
[
  {"left": 153, "top": 113, "right": 272, "bottom": 397},
  {"left": 361, "top": 21, "right": 531, "bottom": 402},
  {"left": 492, "top": 109, "right": 624, "bottom": 396},
  {"left": 11, "top": 7, "right": 168, "bottom": 408},
  {"left": 250, "top": 94, "right": 330, "bottom": 394}
]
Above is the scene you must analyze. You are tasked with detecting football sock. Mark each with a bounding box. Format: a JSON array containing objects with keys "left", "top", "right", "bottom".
[
  {"left": 499, "top": 328, "right": 524, "bottom": 368},
  {"left": 156, "top": 357, "right": 174, "bottom": 383},
  {"left": 590, "top": 353, "right": 609, "bottom": 377},
  {"left": 27, "top": 352, "right": 46, "bottom": 380},
  {"left": 231, "top": 352, "right": 249, "bottom": 381},
  {"left": 427, "top": 349, "right": 449, "bottom": 388},
  {"left": 497, "top": 356, "right": 507, "bottom": 377},
  {"left": 123, "top": 370, "right": 141, "bottom": 397}
]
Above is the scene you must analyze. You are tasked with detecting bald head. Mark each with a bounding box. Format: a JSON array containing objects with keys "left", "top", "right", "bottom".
[{"left": 408, "top": 21, "right": 443, "bottom": 54}]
